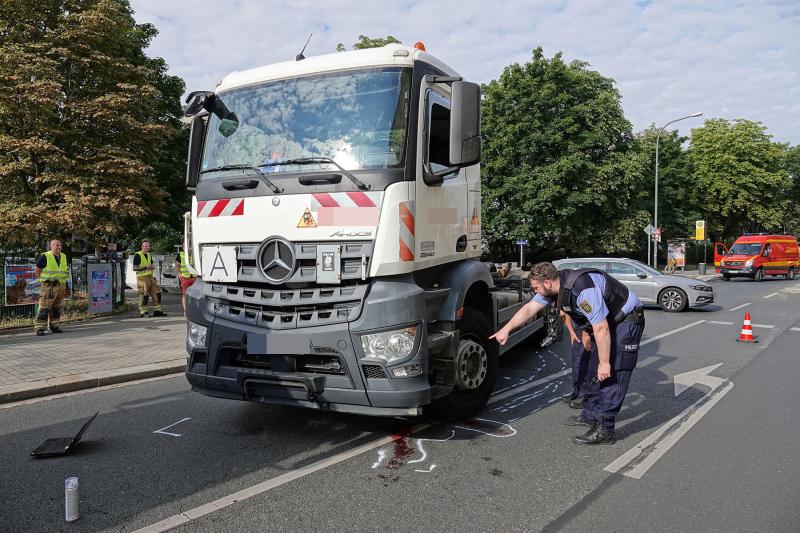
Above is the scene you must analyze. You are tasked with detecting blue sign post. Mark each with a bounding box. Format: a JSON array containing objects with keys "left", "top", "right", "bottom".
[{"left": 515, "top": 240, "right": 528, "bottom": 266}]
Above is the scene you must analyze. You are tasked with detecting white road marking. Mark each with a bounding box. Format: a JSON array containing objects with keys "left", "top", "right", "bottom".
[
  {"left": 791, "top": 327, "right": 800, "bottom": 332},
  {"left": 371, "top": 450, "right": 387, "bottom": 469},
  {"left": 763, "top": 292, "right": 779, "bottom": 299},
  {"left": 153, "top": 417, "right": 191, "bottom": 437},
  {"left": 639, "top": 320, "right": 706, "bottom": 347},
  {"left": 707, "top": 321, "right": 734, "bottom": 326},
  {"left": 729, "top": 303, "right": 751, "bottom": 312},
  {"left": 606, "top": 365, "right": 733, "bottom": 479},
  {"left": 751, "top": 324, "right": 775, "bottom": 329}
]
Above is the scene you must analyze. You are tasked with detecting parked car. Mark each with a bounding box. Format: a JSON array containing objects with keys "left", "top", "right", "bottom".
[
  {"left": 714, "top": 234, "right": 799, "bottom": 281},
  {"left": 552, "top": 257, "right": 714, "bottom": 312}
]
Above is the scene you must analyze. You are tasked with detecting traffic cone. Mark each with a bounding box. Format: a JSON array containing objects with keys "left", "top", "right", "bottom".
[{"left": 736, "top": 311, "right": 758, "bottom": 343}]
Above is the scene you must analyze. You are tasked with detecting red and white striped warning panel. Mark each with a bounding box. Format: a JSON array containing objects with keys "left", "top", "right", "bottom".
[
  {"left": 399, "top": 201, "right": 415, "bottom": 262},
  {"left": 197, "top": 198, "right": 245, "bottom": 218},
  {"left": 312, "top": 192, "right": 383, "bottom": 227}
]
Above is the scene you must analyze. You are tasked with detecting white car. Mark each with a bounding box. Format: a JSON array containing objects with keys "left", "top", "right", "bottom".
[{"left": 552, "top": 257, "right": 714, "bottom": 312}]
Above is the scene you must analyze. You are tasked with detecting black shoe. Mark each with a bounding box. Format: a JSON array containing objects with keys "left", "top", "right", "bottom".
[
  {"left": 568, "top": 397, "right": 584, "bottom": 409},
  {"left": 49, "top": 325, "right": 64, "bottom": 333},
  {"left": 561, "top": 391, "right": 578, "bottom": 404},
  {"left": 564, "top": 415, "right": 596, "bottom": 427},
  {"left": 139, "top": 312, "right": 150, "bottom": 318},
  {"left": 35, "top": 330, "right": 46, "bottom": 337},
  {"left": 573, "top": 426, "right": 616, "bottom": 445},
  {"left": 152, "top": 310, "right": 166, "bottom": 317}
]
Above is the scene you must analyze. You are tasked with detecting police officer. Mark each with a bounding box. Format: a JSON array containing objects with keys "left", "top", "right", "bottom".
[
  {"left": 491, "top": 262, "right": 645, "bottom": 445},
  {"left": 34, "top": 239, "right": 69, "bottom": 336},
  {"left": 133, "top": 240, "right": 166, "bottom": 318},
  {"left": 174, "top": 248, "right": 196, "bottom": 314},
  {"left": 561, "top": 311, "right": 591, "bottom": 409}
]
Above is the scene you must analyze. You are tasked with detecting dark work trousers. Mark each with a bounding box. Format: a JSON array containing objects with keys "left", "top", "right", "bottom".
[
  {"left": 581, "top": 317, "right": 646, "bottom": 432},
  {"left": 570, "top": 339, "right": 592, "bottom": 398}
]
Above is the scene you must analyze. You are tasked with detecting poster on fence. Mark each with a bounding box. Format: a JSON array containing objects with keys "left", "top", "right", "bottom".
[
  {"left": 4, "top": 265, "right": 40, "bottom": 305},
  {"left": 88, "top": 263, "right": 113, "bottom": 314},
  {"left": 667, "top": 242, "right": 686, "bottom": 269}
]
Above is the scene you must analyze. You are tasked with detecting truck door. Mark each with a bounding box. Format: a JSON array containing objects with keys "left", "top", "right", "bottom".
[{"left": 415, "top": 83, "right": 468, "bottom": 267}]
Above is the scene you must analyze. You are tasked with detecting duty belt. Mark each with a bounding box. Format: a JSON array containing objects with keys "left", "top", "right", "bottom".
[{"left": 621, "top": 307, "right": 645, "bottom": 324}]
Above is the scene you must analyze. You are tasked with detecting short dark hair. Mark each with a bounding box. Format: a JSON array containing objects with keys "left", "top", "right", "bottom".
[{"left": 529, "top": 262, "right": 559, "bottom": 283}]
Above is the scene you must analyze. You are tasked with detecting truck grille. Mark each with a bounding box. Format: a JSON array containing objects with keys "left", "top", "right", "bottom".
[
  {"left": 205, "top": 282, "right": 367, "bottom": 329},
  {"left": 725, "top": 262, "right": 743, "bottom": 266},
  {"left": 362, "top": 365, "right": 387, "bottom": 379}
]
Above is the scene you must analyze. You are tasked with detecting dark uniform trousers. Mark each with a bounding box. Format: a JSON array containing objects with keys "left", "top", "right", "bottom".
[
  {"left": 582, "top": 316, "right": 645, "bottom": 432},
  {"left": 570, "top": 339, "right": 592, "bottom": 399}
]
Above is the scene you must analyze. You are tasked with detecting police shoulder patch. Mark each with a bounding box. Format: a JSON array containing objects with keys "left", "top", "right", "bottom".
[{"left": 579, "top": 300, "right": 592, "bottom": 314}]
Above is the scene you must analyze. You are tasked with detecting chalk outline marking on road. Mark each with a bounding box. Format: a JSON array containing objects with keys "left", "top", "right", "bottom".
[
  {"left": 153, "top": 417, "right": 191, "bottom": 437},
  {"left": 133, "top": 319, "right": 706, "bottom": 532}
]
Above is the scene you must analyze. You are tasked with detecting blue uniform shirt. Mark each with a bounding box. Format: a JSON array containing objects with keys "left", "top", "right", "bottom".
[{"left": 533, "top": 273, "right": 641, "bottom": 325}]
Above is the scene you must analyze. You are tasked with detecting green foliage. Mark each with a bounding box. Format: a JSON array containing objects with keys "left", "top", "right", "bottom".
[
  {"left": 784, "top": 145, "right": 800, "bottom": 235},
  {"left": 687, "top": 119, "right": 789, "bottom": 240},
  {"left": 138, "top": 220, "right": 181, "bottom": 253},
  {"left": 0, "top": 0, "right": 186, "bottom": 250},
  {"left": 336, "top": 35, "right": 401, "bottom": 52},
  {"left": 481, "top": 48, "right": 648, "bottom": 260}
]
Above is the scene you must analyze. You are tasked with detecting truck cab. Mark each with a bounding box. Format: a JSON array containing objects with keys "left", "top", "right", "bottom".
[{"left": 181, "top": 44, "right": 552, "bottom": 420}]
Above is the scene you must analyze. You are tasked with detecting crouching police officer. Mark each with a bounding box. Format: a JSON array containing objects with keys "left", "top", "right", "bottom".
[
  {"left": 491, "top": 262, "right": 645, "bottom": 445},
  {"left": 133, "top": 240, "right": 166, "bottom": 318},
  {"left": 34, "top": 239, "right": 69, "bottom": 336}
]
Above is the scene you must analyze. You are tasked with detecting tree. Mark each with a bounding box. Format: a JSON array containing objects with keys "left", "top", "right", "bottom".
[
  {"left": 336, "top": 35, "right": 401, "bottom": 52},
  {"left": 481, "top": 48, "right": 648, "bottom": 260},
  {"left": 687, "top": 119, "right": 789, "bottom": 241},
  {"left": 783, "top": 145, "right": 800, "bottom": 235},
  {"left": 633, "top": 126, "right": 700, "bottom": 240},
  {"left": 0, "top": 0, "right": 186, "bottom": 251}
]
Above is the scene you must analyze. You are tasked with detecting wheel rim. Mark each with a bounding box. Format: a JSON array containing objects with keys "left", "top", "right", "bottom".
[
  {"left": 756, "top": 269, "right": 763, "bottom": 280},
  {"left": 455, "top": 338, "right": 488, "bottom": 390},
  {"left": 789, "top": 269, "right": 795, "bottom": 279},
  {"left": 661, "top": 290, "right": 683, "bottom": 310}
]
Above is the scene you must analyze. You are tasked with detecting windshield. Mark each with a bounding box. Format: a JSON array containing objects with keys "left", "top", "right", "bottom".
[
  {"left": 201, "top": 67, "right": 412, "bottom": 178},
  {"left": 729, "top": 243, "right": 762, "bottom": 255}
]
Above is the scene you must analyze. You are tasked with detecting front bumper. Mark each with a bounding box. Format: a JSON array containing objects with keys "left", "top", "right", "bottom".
[
  {"left": 687, "top": 287, "right": 714, "bottom": 308},
  {"left": 184, "top": 277, "right": 439, "bottom": 417},
  {"left": 720, "top": 266, "right": 754, "bottom": 277}
]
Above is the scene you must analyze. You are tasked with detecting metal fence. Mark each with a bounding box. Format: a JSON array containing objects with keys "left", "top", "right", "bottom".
[{"left": 1, "top": 252, "right": 127, "bottom": 323}]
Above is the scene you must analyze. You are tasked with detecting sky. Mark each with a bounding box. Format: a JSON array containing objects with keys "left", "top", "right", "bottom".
[{"left": 129, "top": 0, "right": 800, "bottom": 145}]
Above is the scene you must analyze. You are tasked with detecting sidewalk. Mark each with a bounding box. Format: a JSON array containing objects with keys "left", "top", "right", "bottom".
[
  {"left": 671, "top": 268, "right": 721, "bottom": 282},
  {"left": 0, "top": 291, "right": 187, "bottom": 404}
]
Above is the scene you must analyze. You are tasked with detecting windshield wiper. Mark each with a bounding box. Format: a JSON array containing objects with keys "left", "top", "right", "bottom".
[
  {"left": 200, "top": 164, "right": 283, "bottom": 194},
  {"left": 261, "top": 157, "right": 370, "bottom": 191}
]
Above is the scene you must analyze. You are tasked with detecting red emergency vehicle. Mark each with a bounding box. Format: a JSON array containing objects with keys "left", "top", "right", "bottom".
[{"left": 714, "top": 234, "right": 799, "bottom": 281}]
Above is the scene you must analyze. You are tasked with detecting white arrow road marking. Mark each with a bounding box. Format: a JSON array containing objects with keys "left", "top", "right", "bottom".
[
  {"left": 153, "top": 417, "right": 191, "bottom": 437},
  {"left": 763, "top": 292, "right": 779, "bottom": 299},
  {"left": 605, "top": 364, "right": 732, "bottom": 480},
  {"left": 729, "top": 303, "right": 751, "bottom": 312},
  {"left": 791, "top": 327, "right": 800, "bottom": 332}
]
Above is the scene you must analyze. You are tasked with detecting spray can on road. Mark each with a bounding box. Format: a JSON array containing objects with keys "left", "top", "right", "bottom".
[{"left": 65, "top": 476, "right": 79, "bottom": 522}]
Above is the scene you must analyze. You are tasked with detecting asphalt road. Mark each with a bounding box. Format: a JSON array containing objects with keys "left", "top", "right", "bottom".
[{"left": 1, "top": 275, "right": 799, "bottom": 532}]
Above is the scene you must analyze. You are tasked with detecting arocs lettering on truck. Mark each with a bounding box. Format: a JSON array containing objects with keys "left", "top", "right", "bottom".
[{"left": 181, "top": 43, "right": 557, "bottom": 420}]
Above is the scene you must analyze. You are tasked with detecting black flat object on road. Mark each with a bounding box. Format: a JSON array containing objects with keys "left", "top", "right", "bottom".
[{"left": 30, "top": 412, "right": 99, "bottom": 458}]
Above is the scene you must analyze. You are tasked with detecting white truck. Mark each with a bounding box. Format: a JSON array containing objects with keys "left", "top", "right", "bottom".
[{"left": 181, "top": 43, "right": 556, "bottom": 420}]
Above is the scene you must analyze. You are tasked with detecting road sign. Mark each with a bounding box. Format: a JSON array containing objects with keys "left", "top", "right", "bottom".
[
  {"left": 515, "top": 240, "right": 528, "bottom": 246},
  {"left": 695, "top": 220, "right": 705, "bottom": 241},
  {"left": 644, "top": 224, "right": 655, "bottom": 236}
]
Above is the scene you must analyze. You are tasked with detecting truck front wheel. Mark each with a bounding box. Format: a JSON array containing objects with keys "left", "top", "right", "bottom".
[{"left": 431, "top": 308, "right": 498, "bottom": 421}]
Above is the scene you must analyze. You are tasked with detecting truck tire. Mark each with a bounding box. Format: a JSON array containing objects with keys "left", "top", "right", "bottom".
[
  {"left": 431, "top": 308, "right": 498, "bottom": 421},
  {"left": 754, "top": 268, "right": 764, "bottom": 282},
  {"left": 786, "top": 268, "right": 795, "bottom": 280},
  {"left": 722, "top": 274, "right": 730, "bottom": 281}
]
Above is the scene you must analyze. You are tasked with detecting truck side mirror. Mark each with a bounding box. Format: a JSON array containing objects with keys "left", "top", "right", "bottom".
[
  {"left": 186, "top": 115, "right": 207, "bottom": 189},
  {"left": 449, "top": 81, "right": 481, "bottom": 167},
  {"left": 184, "top": 91, "right": 214, "bottom": 117}
]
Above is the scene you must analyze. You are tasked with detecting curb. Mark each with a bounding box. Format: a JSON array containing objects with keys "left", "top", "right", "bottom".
[{"left": 0, "top": 360, "right": 186, "bottom": 404}]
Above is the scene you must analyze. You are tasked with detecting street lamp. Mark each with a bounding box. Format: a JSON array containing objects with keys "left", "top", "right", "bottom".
[{"left": 653, "top": 112, "right": 703, "bottom": 270}]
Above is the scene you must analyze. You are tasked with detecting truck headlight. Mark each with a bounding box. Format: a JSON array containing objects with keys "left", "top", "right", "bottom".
[
  {"left": 187, "top": 321, "right": 208, "bottom": 349},
  {"left": 744, "top": 259, "right": 753, "bottom": 267},
  {"left": 360, "top": 326, "right": 418, "bottom": 363}
]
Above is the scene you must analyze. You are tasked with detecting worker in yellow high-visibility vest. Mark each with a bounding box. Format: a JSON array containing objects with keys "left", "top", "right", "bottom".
[
  {"left": 34, "top": 239, "right": 69, "bottom": 336},
  {"left": 174, "top": 248, "right": 196, "bottom": 314},
  {"left": 133, "top": 240, "right": 166, "bottom": 318}
]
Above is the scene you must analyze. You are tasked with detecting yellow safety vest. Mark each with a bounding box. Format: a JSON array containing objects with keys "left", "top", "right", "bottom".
[
  {"left": 178, "top": 251, "right": 195, "bottom": 279},
  {"left": 40, "top": 251, "right": 69, "bottom": 283},
  {"left": 135, "top": 251, "right": 153, "bottom": 278}
]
